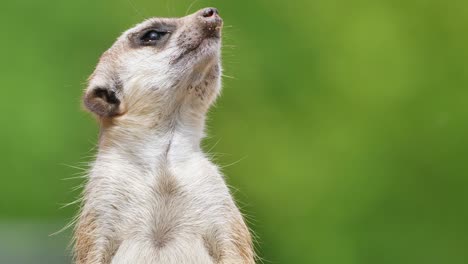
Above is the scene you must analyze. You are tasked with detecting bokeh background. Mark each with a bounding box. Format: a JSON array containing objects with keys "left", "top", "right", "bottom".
[{"left": 1, "top": 0, "right": 468, "bottom": 263}]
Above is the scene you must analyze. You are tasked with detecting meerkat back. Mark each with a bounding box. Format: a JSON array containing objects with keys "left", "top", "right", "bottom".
[{"left": 74, "top": 8, "right": 255, "bottom": 264}]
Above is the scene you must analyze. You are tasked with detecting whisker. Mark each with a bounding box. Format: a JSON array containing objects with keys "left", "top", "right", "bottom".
[
  {"left": 185, "top": 0, "right": 201, "bottom": 16},
  {"left": 205, "top": 137, "right": 222, "bottom": 153},
  {"left": 221, "top": 74, "right": 236, "bottom": 79},
  {"left": 219, "top": 155, "right": 248, "bottom": 169},
  {"left": 123, "top": 0, "right": 146, "bottom": 19},
  {"left": 59, "top": 198, "right": 83, "bottom": 209}
]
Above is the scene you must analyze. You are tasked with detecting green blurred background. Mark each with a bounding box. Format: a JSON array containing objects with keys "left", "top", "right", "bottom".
[{"left": 1, "top": 0, "right": 468, "bottom": 263}]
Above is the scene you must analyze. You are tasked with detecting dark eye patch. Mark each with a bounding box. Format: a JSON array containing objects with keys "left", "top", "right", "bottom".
[
  {"left": 129, "top": 21, "right": 177, "bottom": 48},
  {"left": 140, "top": 30, "right": 168, "bottom": 45}
]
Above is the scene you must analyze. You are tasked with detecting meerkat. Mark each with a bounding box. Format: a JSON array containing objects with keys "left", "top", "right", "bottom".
[{"left": 74, "top": 7, "right": 255, "bottom": 264}]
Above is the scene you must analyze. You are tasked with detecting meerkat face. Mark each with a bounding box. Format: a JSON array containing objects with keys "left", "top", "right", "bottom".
[{"left": 84, "top": 8, "right": 223, "bottom": 119}]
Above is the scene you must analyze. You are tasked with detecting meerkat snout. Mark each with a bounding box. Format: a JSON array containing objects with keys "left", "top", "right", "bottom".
[
  {"left": 83, "top": 7, "right": 224, "bottom": 120},
  {"left": 199, "top": 7, "right": 223, "bottom": 38}
]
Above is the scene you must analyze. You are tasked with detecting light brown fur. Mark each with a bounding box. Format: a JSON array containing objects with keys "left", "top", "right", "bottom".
[
  {"left": 74, "top": 8, "right": 256, "bottom": 264},
  {"left": 74, "top": 212, "right": 97, "bottom": 264},
  {"left": 230, "top": 217, "right": 255, "bottom": 263}
]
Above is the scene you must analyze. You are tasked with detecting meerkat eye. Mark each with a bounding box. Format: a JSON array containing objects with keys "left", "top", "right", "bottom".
[{"left": 140, "top": 30, "right": 168, "bottom": 44}]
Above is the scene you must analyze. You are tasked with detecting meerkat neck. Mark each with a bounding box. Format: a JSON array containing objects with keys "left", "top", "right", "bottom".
[{"left": 96, "top": 109, "right": 207, "bottom": 170}]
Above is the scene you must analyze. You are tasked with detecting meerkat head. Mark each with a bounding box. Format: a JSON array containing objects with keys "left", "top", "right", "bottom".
[{"left": 83, "top": 8, "right": 223, "bottom": 123}]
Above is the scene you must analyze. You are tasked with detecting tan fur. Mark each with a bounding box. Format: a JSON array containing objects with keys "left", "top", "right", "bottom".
[
  {"left": 74, "top": 212, "right": 97, "bottom": 264},
  {"left": 203, "top": 228, "right": 224, "bottom": 262},
  {"left": 230, "top": 218, "right": 255, "bottom": 264},
  {"left": 74, "top": 8, "right": 256, "bottom": 264}
]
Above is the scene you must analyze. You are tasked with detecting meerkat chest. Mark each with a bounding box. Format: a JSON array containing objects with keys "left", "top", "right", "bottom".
[{"left": 88, "top": 154, "right": 232, "bottom": 241}]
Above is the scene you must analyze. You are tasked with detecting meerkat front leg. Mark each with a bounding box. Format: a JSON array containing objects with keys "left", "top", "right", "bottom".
[{"left": 74, "top": 209, "right": 119, "bottom": 264}]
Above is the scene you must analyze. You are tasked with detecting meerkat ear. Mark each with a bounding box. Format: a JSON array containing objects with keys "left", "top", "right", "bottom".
[{"left": 83, "top": 86, "right": 123, "bottom": 117}]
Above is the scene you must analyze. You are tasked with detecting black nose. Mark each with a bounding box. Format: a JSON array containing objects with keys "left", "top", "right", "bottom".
[
  {"left": 198, "top": 7, "right": 223, "bottom": 37},
  {"left": 199, "top": 7, "right": 222, "bottom": 26},
  {"left": 201, "top": 7, "right": 218, "bottom": 18}
]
